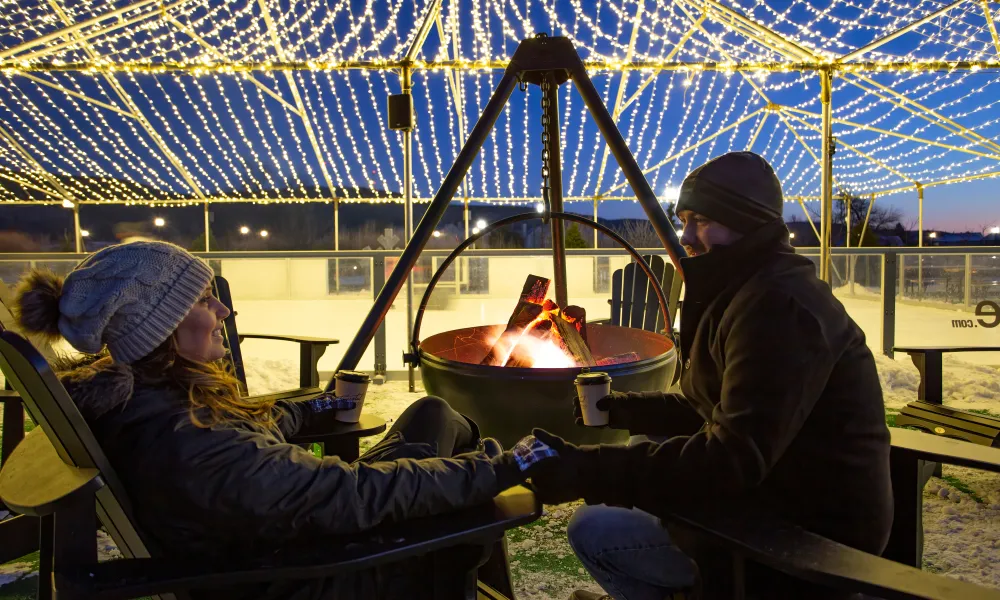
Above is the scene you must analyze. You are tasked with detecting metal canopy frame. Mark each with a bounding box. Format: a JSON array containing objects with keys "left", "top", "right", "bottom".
[
  {"left": 330, "top": 35, "right": 686, "bottom": 379},
  {"left": 1, "top": 1, "right": 998, "bottom": 284}
]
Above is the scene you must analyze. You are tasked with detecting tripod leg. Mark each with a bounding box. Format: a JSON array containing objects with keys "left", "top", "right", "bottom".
[{"left": 335, "top": 71, "right": 521, "bottom": 377}]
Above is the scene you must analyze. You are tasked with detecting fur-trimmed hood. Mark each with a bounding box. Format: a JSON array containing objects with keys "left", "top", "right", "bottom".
[{"left": 57, "top": 354, "right": 135, "bottom": 421}]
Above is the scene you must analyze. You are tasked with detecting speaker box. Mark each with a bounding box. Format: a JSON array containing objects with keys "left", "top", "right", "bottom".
[{"left": 387, "top": 93, "right": 413, "bottom": 130}]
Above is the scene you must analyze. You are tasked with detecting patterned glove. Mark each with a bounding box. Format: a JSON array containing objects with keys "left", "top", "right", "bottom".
[{"left": 305, "top": 391, "right": 358, "bottom": 412}]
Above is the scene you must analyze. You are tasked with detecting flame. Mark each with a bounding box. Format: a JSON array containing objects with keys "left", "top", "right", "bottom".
[{"left": 515, "top": 335, "right": 576, "bottom": 368}]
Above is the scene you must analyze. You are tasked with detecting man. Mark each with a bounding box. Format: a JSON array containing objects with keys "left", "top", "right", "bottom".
[{"left": 528, "top": 152, "right": 893, "bottom": 600}]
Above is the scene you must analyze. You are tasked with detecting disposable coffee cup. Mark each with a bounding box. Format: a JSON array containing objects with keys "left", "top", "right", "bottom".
[
  {"left": 334, "top": 370, "right": 371, "bottom": 423},
  {"left": 575, "top": 372, "right": 612, "bottom": 426}
]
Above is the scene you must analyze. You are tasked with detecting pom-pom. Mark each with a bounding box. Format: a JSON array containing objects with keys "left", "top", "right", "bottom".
[{"left": 14, "top": 269, "right": 64, "bottom": 340}]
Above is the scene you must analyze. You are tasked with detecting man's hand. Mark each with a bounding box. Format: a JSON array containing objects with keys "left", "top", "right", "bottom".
[
  {"left": 573, "top": 392, "right": 628, "bottom": 427},
  {"left": 522, "top": 429, "right": 597, "bottom": 505}
]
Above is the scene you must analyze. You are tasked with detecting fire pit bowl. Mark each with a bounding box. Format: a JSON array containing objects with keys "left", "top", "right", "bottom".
[{"left": 418, "top": 324, "right": 676, "bottom": 447}]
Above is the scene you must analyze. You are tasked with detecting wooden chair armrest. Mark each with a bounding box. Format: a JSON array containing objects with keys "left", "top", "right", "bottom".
[
  {"left": 237, "top": 335, "right": 339, "bottom": 389},
  {"left": 0, "top": 388, "right": 20, "bottom": 400},
  {"left": 56, "top": 486, "right": 541, "bottom": 600},
  {"left": 0, "top": 428, "right": 104, "bottom": 517},
  {"left": 667, "top": 504, "right": 1000, "bottom": 600},
  {"left": 890, "top": 427, "right": 1000, "bottom": 472},
  {"left": 245, "top": 387, "right": 322, "bottom": 404},
  {"left": 893, "top": 346, "right": 1000, "bottom": 354},
  {"left": 238, "top": 333, "right": 339, "bottom": 346}
]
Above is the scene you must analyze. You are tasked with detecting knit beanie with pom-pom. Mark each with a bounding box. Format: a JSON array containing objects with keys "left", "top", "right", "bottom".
[{"left": 14, "top": 241, "right": 214, "bottom": 364}]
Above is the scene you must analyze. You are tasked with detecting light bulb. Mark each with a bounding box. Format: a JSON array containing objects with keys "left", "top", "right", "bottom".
[
  {"left": 240, "top": 226, "right": 250, "bottom": 235},
  {"left": 81, "top": 230, "right": 90, "bottom": 237},
  {"left": 260, "top": 230, "right": 269, "bottom": 238},
  {"left": 475, "top": 219, "right": 487, "bottom": 229},
  {"left": 432, "top": 230, "right": 442, "bottom": 238},
  {"left": 154, "top": 217, "right": 165, "bottom": 227}
]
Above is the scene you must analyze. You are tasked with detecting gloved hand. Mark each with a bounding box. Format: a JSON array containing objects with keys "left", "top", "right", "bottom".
[
  {"left": 522, "top": 429, "right": 601, "bottom": 505},
  {"left": 574, "top": 391, "right": 669, "bottom": 431},
  {"left": 306, "top": 391, "right": 359, "bottom": 412},
  {"left": 489, "top": 450, "right": 528, "bottom": 493}
]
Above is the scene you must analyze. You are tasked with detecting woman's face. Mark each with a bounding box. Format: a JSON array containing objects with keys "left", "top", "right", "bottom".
[{"left": 175, "top": 285, "right": 231, "bottom": 363}]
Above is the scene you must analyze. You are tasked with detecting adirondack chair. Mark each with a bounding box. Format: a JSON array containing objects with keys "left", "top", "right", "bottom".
[
  {"left": 212, "top": 276, "right": 387, "bottom": 460},
  {"left": 0, "top": 329, "right": 540, "bottom": 600},
  {"left": 212, "top": 275, "right": 337, "bottom": 397},
  {"left": 593, "top": 255, "right": 682, "bottom": 334}
]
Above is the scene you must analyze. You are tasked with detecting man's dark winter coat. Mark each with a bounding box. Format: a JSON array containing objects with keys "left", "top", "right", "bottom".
[
  {"left": 591, "top": 218, "right": 893, "bottom": 556},
  {"left": 58, "top": 358, "right": 503, "bottom": 599}
]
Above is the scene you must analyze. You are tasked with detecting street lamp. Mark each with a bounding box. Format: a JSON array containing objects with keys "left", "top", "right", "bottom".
[
  {"left": 475, "top": 219, "right": 487, "bottom": 230},
  {"left": 432, "top": 230, "right": 442, "bottom": 238},
  {"left": 80, "top": 230, "right": 90, "bottom": 237},
  {"left": 535, "top": 203, "right": 544, "bottom": 213},
  {"left": 153, "top": 217, "right": 165, "bottom": 227},
  {"left": 240, "top": 226, "right": 250, "bottom": 235},
  {"left": 789, "top": 232, "right": 796, "bottom": 239},
  {"left": 472, "top": 227, "right": 481, "bottom": 235},
  {"left": 928, "top": 232, "right": 937, "bottom": 239},
  {"left": 991, "top": 226, "right": 1000, "bottom": 235},
  {"left": 259, "top": 230, "right": 269, "bottom": 238}
]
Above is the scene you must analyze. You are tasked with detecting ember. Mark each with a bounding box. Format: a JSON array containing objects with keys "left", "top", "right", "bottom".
[{"left": 480, "top": 275, "right": 633, "bottom": 369}]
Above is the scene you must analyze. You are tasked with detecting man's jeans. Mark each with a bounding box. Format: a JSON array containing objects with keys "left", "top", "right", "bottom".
[{"left": 567, "top": 436, "right": 697, "bottom": 600}]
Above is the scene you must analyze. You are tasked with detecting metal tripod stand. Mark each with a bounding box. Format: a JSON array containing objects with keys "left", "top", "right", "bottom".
[{"left": 331, "top": 34, "right": 686, "bottom": 382}]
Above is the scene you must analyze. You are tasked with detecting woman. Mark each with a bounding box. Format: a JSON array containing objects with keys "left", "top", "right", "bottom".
[{"left": 14, "top": 240, "right": 527, "bottom": 599}]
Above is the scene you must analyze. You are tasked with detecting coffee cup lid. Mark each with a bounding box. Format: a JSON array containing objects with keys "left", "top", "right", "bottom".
[
  {"left": 575, "top": 372, "right": 611, "bottom": 384},
  {"left": 336, "top": 370, "right": 371, "bottom": 383}
]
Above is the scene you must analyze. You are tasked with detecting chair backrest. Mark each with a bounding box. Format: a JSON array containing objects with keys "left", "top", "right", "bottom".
[
  {"left": 212, "top": 276, "right": 248, "bottom": 394},
  {"left": 609, "top": 255, "right": 681, "bottom": 333},
  {"left": 0, "top": 331, "right": 152, "bottom": 561}
]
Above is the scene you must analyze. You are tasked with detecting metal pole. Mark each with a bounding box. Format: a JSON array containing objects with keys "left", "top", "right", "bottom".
[
  {"left": 334, "top": 199, "right": 340, "bottom": 250},
  {"left": 402, "top": 65, "right": 416, "bottom": 392},
  {"left": 917, "top": 183, "right": 924, "bottom": 247},
  {"left": 846, "top": 193, "right": 853, "bottom": 293},
  {"left": 73, "top": 202, "right": 82, "bottom": 253},
  {"left": 204, "top": 201, "right": 210, "bottom": 252},
  {"left": 334, "top": 71, "right": 520, "bottom": 378},
  {"left": 917, "top": 183, "right": 924, "bottom": 298},
  {"left": 571, "top": 63, "right": 686, "bottom": 275},
  {"left": 593, "top": 197, "right": 599, "bottom": 248},
  {"left": 545, "top": 72, "right": 569, "bottom": 308},
  {"left": 964, "top": 253, "right": 973, "bottom": 308},
  {"left": 819, "top": 68, "right": 834, "bottom": 284}
]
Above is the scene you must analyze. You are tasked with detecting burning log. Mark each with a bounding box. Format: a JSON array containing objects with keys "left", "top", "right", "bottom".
[
  {"left": 480, "top": 275, "right": 552, "bottom": 366},
  {"left": 561, "top": 305, "right": 588, "bottom": 344},
  {"left": 551, "top": 309, "right": 595, "bottom": 367},
  {"left": 595, "top": 352, "right": 641, "bottom": 367}
]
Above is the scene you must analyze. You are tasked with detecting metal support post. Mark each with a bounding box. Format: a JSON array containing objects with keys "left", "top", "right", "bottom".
[
  {"left": 882, "top": 252, "right": 897, "bottom": 358},
  {"left": 203, "top": 201, "right": 210, "bottom": 252},
  {"left": 964, "top": 253, "right": 973, "bottom": 307},
  {"left": 373, "top": 256, "right": 387, "bottom": 380},
  {"left": 544, "top": 72, "right": 569, "bottom": 308},
  {"left": 917, "top": 184, "right": 924, "bottom": 298},
  {"left": 333, "top": 71, "right": 519, "bottom": 378},
  {"left": 73, "top": 202, "right": 82, "bottom": 253},
  {"left": 819, "top": 68, "right": 834, "bottom": 285},
  {"left": 402, "top": 65, "right": 416, "bottom": 392},
  {"left": 334, "top": 200, "right": 340, "bottom": 250},
  {"left": 592, "top": 197, "right": 599, "bottom": 248}
]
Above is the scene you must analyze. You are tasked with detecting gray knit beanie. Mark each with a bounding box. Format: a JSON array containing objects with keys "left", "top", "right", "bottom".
[
  {"left": 15, "top": 241, "right": 214, "bottom": 364},
  {"left": 675, "top": 152, "right": 784, "bottom": 233}
]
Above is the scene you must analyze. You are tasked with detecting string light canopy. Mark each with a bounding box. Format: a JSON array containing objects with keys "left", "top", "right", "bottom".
[{"left": 0, "top": 0, "right": 998, "bottom": 214}]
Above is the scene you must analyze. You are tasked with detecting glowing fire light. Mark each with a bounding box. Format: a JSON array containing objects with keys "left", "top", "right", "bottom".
[{"left": 490, "top": 309, "right": 578, "bottom": 368}]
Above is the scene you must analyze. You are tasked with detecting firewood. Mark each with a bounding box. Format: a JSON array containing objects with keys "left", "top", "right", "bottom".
[
  {"left": 517, "top": 275, "right": 551, "bottom": 307},
  {"left": 551, "top": 309, "right": 596, "bottom": 367},
  {"left": 595, "top": 352, "right": 640, "bottom": 366},
  {"left": 562, "top": 305, "right": 588, "bottom": 344},
  {"left": 480, "top": 302, "right": 544, "bottom": 366}
]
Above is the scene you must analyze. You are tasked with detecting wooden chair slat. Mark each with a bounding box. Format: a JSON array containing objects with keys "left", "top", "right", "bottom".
[
  {"left": 642, "top": 256, "right": 666, "bottom": 333},
  {"left": 610, "top": 269, "right": 623, "bottom": 327}
]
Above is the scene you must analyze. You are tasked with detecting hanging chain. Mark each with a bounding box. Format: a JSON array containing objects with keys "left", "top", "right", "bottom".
[{"left": 540, "top": 74, "right": 552, "bottom": 218}]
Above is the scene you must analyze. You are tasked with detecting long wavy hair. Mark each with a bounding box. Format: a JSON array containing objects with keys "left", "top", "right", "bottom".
[{"left": 131, "top": 336, "right": 278, "bottom": 431}]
